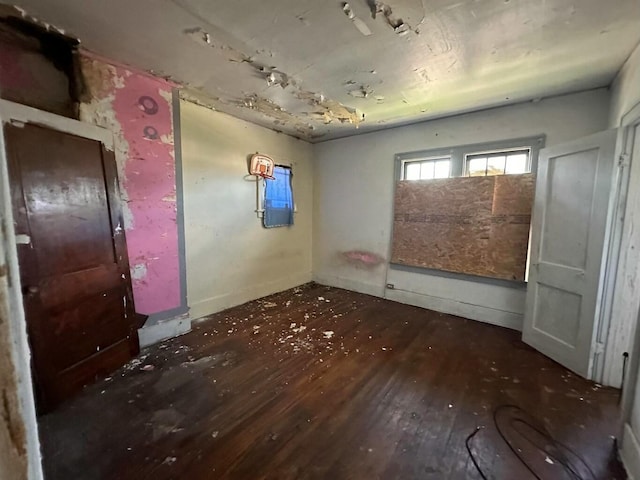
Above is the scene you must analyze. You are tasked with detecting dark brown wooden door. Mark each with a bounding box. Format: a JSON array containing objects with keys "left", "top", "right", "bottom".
[{"left": 4, "top": 122, "right": 139, "bottom": 412}]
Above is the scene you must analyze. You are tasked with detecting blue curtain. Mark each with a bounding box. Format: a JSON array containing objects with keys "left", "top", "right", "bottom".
[{"left": 264, "top": 166, "right": 294, "bottom": 228}]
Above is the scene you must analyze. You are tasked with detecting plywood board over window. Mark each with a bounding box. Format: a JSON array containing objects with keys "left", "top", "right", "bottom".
[{"left": 391, "top": 174, "right": 535, "bottom": 281}]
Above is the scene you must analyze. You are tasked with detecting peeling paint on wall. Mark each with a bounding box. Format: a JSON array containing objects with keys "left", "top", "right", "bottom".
[{"left": 79, "top": 52, "right": 181, "bottom": 316}]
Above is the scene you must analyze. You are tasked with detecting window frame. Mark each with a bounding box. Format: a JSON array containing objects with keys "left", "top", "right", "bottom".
[
  {"left": 464, "top": 147, "right": 533, "bottom": 177},
  {"left": 402, "top": 155, "right": 452, "bottom": 180},
  {"left": 396, "top": 135, "right": 545, "bottom": 181}
]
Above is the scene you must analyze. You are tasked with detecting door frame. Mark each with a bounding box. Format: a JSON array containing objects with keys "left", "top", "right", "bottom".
[
  {"left": 592, "top": 124, "right": 632, "bottom": 384},
  {"left": 0, "top": 99, "right": 117, "bottom": 480},
  {"left": 605, "top": 100, "right": 640, "bottom": 421},
  {"left": 599, "top": 101, "right": 640, "bottom": 389}
]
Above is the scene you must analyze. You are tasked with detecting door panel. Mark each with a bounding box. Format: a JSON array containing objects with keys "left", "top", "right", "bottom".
[
  {"left": 523, "top": 129, "right": 616, "bottom": 378},
  {"left": 5, "top": 122, "right": 139, "bottom": 411},
  {"left": 540, "top": 149, "right": 598, "bottom": 269},
  {"left": 20, "top": 133, "right": 116, "bottom": 275}
]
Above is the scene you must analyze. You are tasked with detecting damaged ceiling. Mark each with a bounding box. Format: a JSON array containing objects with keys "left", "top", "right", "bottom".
[{"left": 6, "top": 0, "right": 640, "bottom": 142}]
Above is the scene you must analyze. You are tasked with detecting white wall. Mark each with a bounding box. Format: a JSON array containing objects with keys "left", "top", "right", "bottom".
[
  {"left": 313, "top": 89, "right": 611, "bottom": 331},
  {"left": 181, "top": 101, "right": 313, "bottom": 320},
  {"left": 610, "top": 42, "right": 640, "bottom": 128}
]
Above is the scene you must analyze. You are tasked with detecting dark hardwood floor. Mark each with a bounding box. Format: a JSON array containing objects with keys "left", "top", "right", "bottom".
[{"left": 39, "top": 283, "right": 625, "bottom": 479}]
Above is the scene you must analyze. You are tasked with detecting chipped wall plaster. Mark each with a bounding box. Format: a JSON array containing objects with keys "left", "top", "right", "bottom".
[{"left": 79, "top": 52, "right": 182, "bottom": 316}]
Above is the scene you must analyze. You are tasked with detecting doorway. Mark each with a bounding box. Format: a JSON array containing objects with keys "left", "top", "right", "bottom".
[{"left": 1, "top": 101, "right": 140, "bottom": 412}]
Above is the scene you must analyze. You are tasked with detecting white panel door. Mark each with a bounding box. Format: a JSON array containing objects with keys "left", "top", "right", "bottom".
[{"left": 523, "top": 129, "right": 617, "bottom": 378}]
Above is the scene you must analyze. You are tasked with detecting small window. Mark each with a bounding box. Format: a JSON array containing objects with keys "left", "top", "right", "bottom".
[
  {"left": 263, "top": 166, "right": 294, "bottom": 228},
  {"left": 464, "top": 149, "right": 531, "bottom": 177},
  {"left": 403, "top": 158, "right": 451, "bottom": 180}
]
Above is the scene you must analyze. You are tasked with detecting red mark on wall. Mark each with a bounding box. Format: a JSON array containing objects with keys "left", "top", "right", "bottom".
[
  {"left": 80, "top": 53, "right": 180, "bottom": 315},
  {"left": 341, "top": 250, "right": 385, "bottom": 269}
]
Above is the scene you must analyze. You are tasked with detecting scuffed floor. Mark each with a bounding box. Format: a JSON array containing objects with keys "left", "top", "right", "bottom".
[{"left": 39, "top": 283, "right": 625, "bottom": 479}]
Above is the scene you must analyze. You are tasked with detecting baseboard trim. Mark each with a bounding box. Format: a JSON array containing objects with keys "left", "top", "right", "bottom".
[
  {"left": 311, "top": 273, "right": 385, "bottom": 298},
  {"left": 384, "top": 287, "right": 523, "bottom": 331},
  {"left": 312, "top": 273, "right": 523, "bottom": 331},
  {"left": 189, "top": 271, "right": 312, "bottom": 322},
  {"left": 621, "top": 423, "right": 640, "bottom": 480},
  {"left": 138, "top": 315, "right": 191, "bottom": 348}
]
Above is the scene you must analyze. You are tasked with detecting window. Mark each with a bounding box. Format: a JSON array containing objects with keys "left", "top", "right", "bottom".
[
  {"left": 465, "top": 149, "right": 531, "bottom": 177},
  {"left": 263, "top": 165, "right": 294, "bottom": 228},
  {"left": 403, "top": 157, "right": 451, "bottom": 180},
  {"left": 396, "top": 136, "right": 544, "bottom": 181}
]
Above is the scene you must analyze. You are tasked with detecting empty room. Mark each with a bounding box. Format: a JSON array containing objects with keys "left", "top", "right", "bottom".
[{"left": 0, "top": 0, "right": 640, "bottom": 479}]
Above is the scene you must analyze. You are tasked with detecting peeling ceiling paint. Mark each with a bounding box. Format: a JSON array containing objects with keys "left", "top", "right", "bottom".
[{"left": 6, "top": 0, "right": 640, "bottom": 142}]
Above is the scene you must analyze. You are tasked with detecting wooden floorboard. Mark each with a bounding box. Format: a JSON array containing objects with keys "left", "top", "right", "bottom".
[{"left": 39, "top": 283, "right": 625, "bottom": 479}]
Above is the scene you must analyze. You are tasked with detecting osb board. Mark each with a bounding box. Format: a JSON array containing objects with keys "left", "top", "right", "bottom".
[{"left": 391, "top": 174, "right": 535, "bottom": 281}]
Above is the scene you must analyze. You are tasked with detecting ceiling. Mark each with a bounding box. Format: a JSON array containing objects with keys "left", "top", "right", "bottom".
[{"left": 7, "top": 0, "right": 640, "bottom": 142}]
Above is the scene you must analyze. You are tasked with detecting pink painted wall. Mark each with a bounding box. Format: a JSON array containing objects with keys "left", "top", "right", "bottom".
[{"left": 80, "top": 53, "right": 182, "bottom": 316}]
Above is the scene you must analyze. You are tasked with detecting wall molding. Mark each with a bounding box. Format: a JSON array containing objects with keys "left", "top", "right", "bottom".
[
  {"left": 312, "top": 273, "right": 385, "bottom": 298},
  {"left": 138, "top": 315, "right": 191, "bottom": 348},
  {"left": 384, "top": 287, "right": 523, "bottom": 331},
  {"left": 313, "top": 272, "right": 523, "bottom": 331}
]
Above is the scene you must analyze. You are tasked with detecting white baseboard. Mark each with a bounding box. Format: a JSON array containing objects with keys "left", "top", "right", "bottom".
[
  {"left": 621, "top": 423, "right": 640, "bottom": 480},
  {"left": 312, "top": 273, "right": 385, "bottom": 298},
  {"left": 312, "top": 273, "right": 523, "bottom": 331},
  {"left": 384, "top": 288, "right": 523, "bottom": 331},
  {"left": 138, "top": 315, "right": 191, "bottom": 348},
  {"left": 189, "top": 271, "right": 312, "bottom": 322}
]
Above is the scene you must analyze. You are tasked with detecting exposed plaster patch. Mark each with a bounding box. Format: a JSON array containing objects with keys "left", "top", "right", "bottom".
[
  {"left": 348, "top": 85, "right": 374, "bottom": 98},
  {"left": 265, "top": 70, "right": 291, "bottom": 89},
  {"left": 79, "top": 95, "right": 135, "bottom": 229},
  {"left": 158, "top": 87, "right": 173, "bottom": 104},
  {"left": 296, "top": 90, "right": 361, "bottom": 125},
  {"left": 79, "top": 58, "right": 125, "bottom": 101},
  {"left": 162, "top": 193, "right": 177, "bottom": 203},
  {"left": 181, "top": 24, "right": 361, "bottom": 138},
  {"left": 367, "top": 0, "right": 415, "bottom": 35},
  {"left": 160, "top": 133, "right": 174, "bottom": 145},
  {"left": 183, "top": 27, "right": 246, "bottom": 62},
  {"left": 131, "top": 263, "right": 148, "bottom": 281},
  {"left": 180, "top": 90, "right": 218, "bottom": 111},
  {"left": 341, "top": 3, "right": 372, "bottom": 36},
  {"left": 236, "top": 94, "right": 316, "bottom": 137}
]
